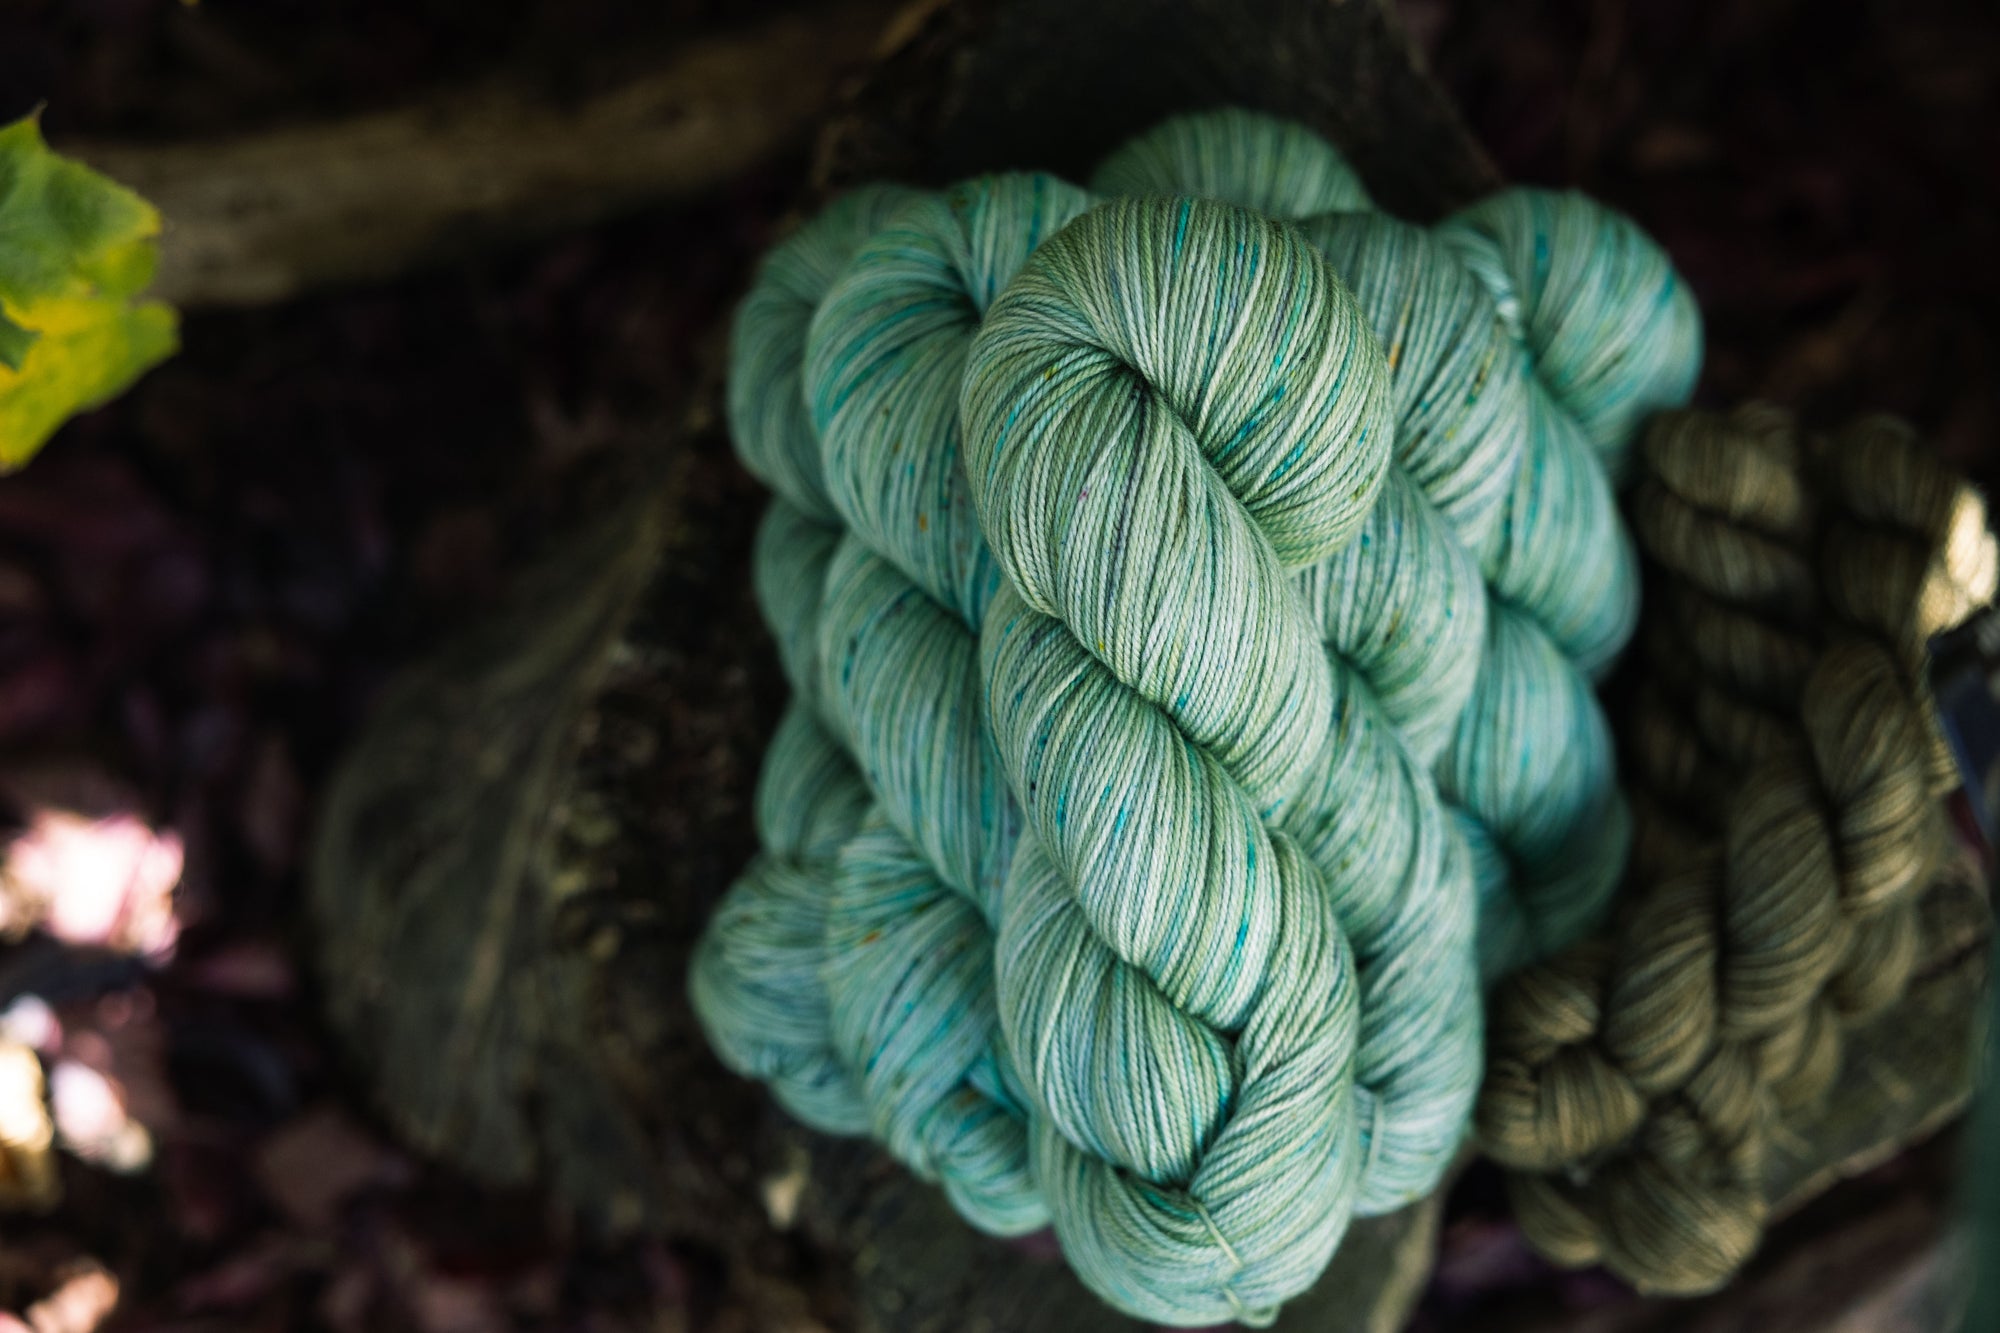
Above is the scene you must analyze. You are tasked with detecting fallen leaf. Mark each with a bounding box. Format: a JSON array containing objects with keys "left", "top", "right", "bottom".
[{"left": 0, "top": 114, "right": 177, "bottom": 468}]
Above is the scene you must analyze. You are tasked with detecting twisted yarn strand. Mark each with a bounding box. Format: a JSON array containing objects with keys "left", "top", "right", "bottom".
[
  {"left": 965, "top": 194, "right": 1470, "bottom": 1323},
  {"left": 1624, "top": 402, "right": 1819, "bottom": 862},
  {"left": 1479, "top": 406, "right": 1998, "bottom": 1293},
  {"left": 696, "top": 108, "right": 1709, "bottom": 1324},
  {"left": 728, "top": 186, "right": 926, "bottom": 523},
  {"left": 1094, "top": 111, "right": 1705, "bottom": 976},
  {"left": 803, "top": 174, "right": 1107, "bottom": 1233},
  {"left": 689, "top": 511, "right": 872, "bottom": 1134}
]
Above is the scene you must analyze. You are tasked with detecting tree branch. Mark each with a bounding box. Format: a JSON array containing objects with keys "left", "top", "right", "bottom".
[{"left": 65, "top": 1, "right": 900, "bottom": 308}]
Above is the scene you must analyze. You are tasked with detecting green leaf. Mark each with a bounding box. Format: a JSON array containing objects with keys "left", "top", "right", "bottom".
[
  {"left": 0, "top": 110, "right": 179, "bottom": 468},
  {"left": 0, "top": 309, "right": 35, "bottom": 370}
]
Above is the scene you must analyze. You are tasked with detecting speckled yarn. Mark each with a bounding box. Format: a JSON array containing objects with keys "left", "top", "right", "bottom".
[
  {"left": 1091, "top": 110, "right": 1704, "bottom": 975},
  {"left": 807, "top": 174, "right": 1099, "bottom": 1236},
  {"left": 967, "top": 194, "right": 1489, "bottom": 1321},
  {"left": 694, "top": 110, "right": 1703, "bottom": 1324}
]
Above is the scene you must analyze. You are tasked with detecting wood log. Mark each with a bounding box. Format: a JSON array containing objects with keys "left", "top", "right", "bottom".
[
  {"left": 811, "top": 0, "right": 1501, "bottom": 217},
  {"left": 304, "top": 1, "right": 1990, "bottom": 1328},
  {"left": 65, "top": 1, "right": 900, "bottom": 308}
]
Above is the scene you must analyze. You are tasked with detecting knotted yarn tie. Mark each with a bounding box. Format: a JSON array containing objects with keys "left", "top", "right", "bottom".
[{"left": 1478, "top": 406, "right": 1999, "bottom": 1295}]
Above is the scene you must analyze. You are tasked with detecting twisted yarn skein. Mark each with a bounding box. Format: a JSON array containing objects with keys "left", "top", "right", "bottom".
[
  {"left": 1091, "top": 110, "right": 1704, "bottom": 975},
  {"left": 692, "top": 184, "right": 923, "bottom": 1134},
  {"left": 1479, "top": 406, "right": 1998, "bottom": 1293},
  {"left": 703, "top": 173, "right": 1103, "bottom": 1238},
  {"left": 694, "top": 108, "right": 1704, "bottom": 1323},
  {"left": 966, "top": 193, "right": 1486, "bottom": 1322}
]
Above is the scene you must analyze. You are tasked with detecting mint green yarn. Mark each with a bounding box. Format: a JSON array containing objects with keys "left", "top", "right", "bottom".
[
  {"left": 1289, "top": 212, "right": 1529, "bottom": 560},
  {"left": 964, "top": 195, "right": 1478, "bottom": 1322},
  {"left": 695, "top": 108, "right": 1705, "bottom": 1327},
  {"left": 806, "top": 175, "right": 1094, "bottom": 625},
  {"left": 751, "top": 498, "right": 844, "bottom": 707},
  {"left": 824, "top": 808, "right": 1043, "bottom": 1233},
  {"left": 1305, "top": 206, "right": 1639, "bottom": 978},
  {"left": 1296, "top": 205, "right": 1641, "bottom": 672},
  {"left": 814, "top": 536, "right": 1012, "bottom": 912},
  {"left": 1440, "top": 189, "right": 1703, "bottom": 481},
  {"left": 1091, "top": 106, "right": 1373, "bottom": 219},
  {"left": 1087, "top": 111, "right": 1704, "bottom": 980},
  {"left": 688, "top": 700, "right": 871, "bottom": 1135},
  {"left": 1293, "top": 467, "right": 1486, "bottom": 764},
  {"left": 796, "top": 177, "right": 1112, "bottom": 1235},
  {"left": 729, "top": 185, "right": 925, "bottom": 524}
]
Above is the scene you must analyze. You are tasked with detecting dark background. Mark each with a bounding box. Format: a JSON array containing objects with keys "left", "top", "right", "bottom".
[{"left": 0, "top": 0, "right": 1989, "bottom": 1328}]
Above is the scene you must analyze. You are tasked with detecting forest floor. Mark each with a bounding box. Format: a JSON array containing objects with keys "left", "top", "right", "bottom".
[{"left": 0, "top": 1, "right": 1992, "bottom": 1329}]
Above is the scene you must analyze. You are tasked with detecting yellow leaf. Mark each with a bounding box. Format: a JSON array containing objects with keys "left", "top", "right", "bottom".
[{"left": 0, "top": 111, "right": 179, "bottom": 468}]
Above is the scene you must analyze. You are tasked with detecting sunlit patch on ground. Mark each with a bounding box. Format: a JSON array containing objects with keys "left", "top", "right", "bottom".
[{"left": 1, "top": 809, "right": 182, "bottom": 961}]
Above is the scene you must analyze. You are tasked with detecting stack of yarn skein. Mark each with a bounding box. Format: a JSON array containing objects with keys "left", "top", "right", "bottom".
[{"left": 691, "top": 108, "right": 1703, "bottom": 1325}]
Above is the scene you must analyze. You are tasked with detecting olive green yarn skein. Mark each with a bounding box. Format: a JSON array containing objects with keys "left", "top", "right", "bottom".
[{"left": 1481, "top": 408, "right": 1999, "bottom": 1294}]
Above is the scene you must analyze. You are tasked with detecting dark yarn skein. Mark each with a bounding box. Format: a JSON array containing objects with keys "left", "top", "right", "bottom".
[{"left": 1478, "top": 405, "right": 1997, "bottom": 1294}]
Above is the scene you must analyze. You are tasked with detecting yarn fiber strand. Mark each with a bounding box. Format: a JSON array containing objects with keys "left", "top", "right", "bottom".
[
  {"left": 1091, "top": 111, "right": 1705, "bottom": 978},
  {"left": 801, "top": 174, "right": 1099, "bottom": 1233},
  {"left": 696, "top": 108, "right": 1711, "bottom": 1324},
  {"left": 965, "top": 195, "right": 1399, "bottom": 1324},
  {"left": 1479, "top": 407, "right": 1998, "bottom": 1293}
]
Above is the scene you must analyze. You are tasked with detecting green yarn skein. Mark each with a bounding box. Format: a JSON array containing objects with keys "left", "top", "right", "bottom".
[
  {"left": 695, "top": 178, "right": 909, "bottom": 1132},
  {"left": 1093, "top": 111, "right": 1703, "bottom": 975},
  {"left": 966, "top": 194, "right": 1462, "bottom": 1323},
  {"left": 806, "top": 174, "right": 1101, "bottom": 1234},
  {"left": 719, "top": 165, "right": 1491, "bottom": 1271},
  {"left": 728, "top": 185, "right": 925, "bottom": 524},
  {"left": 695, "top": 107, "right": 1703, "bottom": 1326}
]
